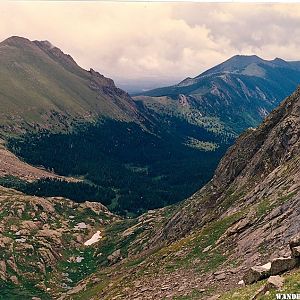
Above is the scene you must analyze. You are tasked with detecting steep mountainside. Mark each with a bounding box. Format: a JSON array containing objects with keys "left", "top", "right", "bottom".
[
  {"left": 0, "top": 36, "right": 233, "bottom": 216},
  {"left": 155, "top": 83, "right": 300, "bottom": 244},
  {"left": 0, "top": 36, "right": 140, "bottom": 134},
  {"left": 64, "top": 87, "right": 300, "bottom": 299},
  {"left": 134, "top": 55, "right": 300, "bottom": 134}
]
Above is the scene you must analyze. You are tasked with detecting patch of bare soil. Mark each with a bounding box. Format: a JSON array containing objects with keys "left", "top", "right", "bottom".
[{"left": 0, "top": 139, "right": 77, "bottom": 182}]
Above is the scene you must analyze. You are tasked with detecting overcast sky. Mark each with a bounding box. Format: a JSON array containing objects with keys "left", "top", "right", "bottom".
[{"left": 1, "top": 2, "right": 300, "bottom": 88}]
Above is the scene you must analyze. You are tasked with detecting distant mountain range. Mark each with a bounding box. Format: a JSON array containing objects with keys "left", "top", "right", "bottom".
[{"left": 134, "top": 54, "right": 300, "bottom": 133}]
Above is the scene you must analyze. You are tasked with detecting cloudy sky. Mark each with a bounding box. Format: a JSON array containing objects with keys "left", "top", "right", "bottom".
[{"left": 1, "top": 2, "right": 300, "bottom": 90}]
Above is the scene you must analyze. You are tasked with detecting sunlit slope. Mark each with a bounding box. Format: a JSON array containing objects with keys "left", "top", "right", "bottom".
[{"left": 0, "top": 36, "right": 140, "bottom": 132}]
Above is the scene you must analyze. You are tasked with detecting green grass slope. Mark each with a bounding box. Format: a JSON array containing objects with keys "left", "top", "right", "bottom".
[{"left": 0, "top": 36, "right": 140, "bottom": 133}]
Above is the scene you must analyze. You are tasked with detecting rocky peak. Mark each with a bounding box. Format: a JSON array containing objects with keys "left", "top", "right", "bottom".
[
  {"left": 0, "top": 36, "right": 32, "bottom": 47},
  {"left": 89, "top": 68, "right": 116, "bottom": 88},
  {"left": 198, "top": 54, "right": 265, "bottom": 77},
  {"left": 33, "top": 39, "right": 78, "bottom": 69}
]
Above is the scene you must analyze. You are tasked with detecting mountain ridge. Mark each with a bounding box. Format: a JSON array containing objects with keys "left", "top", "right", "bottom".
[
  {"left": 195, "top": 54, "right": 300, "bottom": 78},
  {"left": 0, "top": 36, "right": 141, "bottom": 135},
  {"left": 134, "top": 54, "right": 300, "bottom": 136}
]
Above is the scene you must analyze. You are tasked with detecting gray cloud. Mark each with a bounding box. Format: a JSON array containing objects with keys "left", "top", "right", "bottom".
[{"left": 1, "top": 2, "right": 300, "bottom": 86}]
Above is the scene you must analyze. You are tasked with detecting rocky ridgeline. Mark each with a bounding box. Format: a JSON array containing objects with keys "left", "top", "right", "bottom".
[{"left": 242, "top": 234, "right": 300, "bottom": 298}]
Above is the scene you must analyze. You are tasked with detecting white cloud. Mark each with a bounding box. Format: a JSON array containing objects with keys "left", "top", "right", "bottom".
[{"left": 0, "top": 2, "right": 300, "bottom": 85}]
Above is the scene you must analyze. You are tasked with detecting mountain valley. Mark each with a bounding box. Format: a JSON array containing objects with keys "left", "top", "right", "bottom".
[
  {"left": 0, "top": 36, "right": 234, "bottom": 216},
  {"left": 0, "top": 36, "right": 300, "bottom": 300}
]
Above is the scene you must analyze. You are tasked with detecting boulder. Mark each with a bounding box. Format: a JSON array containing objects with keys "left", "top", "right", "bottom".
[
  {"left": 14, "top": 243, "right": 34, "bottom": 253},
  {"left": 270, "top": 257, "right": 297, "bottom": 275},
  {"left": 207, "top": 295, "right": 220, "bottom": 300},
  {"left": 107, "top": 249, "right": 121, "bottom": 264},
  {"left": 203, "top": 245, "right": 212, "bottom": 253},
  {"left": 214, "top": 271, "right": 226, "bottom": 280},
  {"left": 251, "top": 275, "right": 284, "bottom": 300},
  {"left": 20, "top": 220, "right": 40, "bottom": 231},
  {"left": 38, "top": 247, "right": 58, "bottom": 267},
  {"left": 0, "top": 260, "right": 7, "bottom": 281},
  {"left": 266, "top": 275, "right": 284, "bottom": 290},
  {"left": 0, "top": 236, "right": 13, "bottom": 248},
  {"left": 289, "top": 233, "right": 300, "bottom": 250},
  {"left": 7, "top": 257, "right": 18, "bottom": 273},
  {"left": 291, "top": 246, "right": 300, "bottom": 258},
  {"left": 66, "top": 281, "right": 87, "bottom": 295},
  {"left": 243, "top": 262, "right": 271, "bottom": 285},
  {"left": 36, "top": 229, "right": 62, "bottom": 246},
  {"left": 10, "top": 275, "right": 19, "bottom": 285}
]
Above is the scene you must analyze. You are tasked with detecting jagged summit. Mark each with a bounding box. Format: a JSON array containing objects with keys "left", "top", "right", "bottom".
[{"left": 34, "top": 39, "right": 55, "bottom": 49}]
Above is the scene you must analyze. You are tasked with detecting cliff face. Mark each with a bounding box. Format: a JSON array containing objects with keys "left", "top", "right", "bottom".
[{"left": 213, "top": 86, "right": 300, "bottom": 190}]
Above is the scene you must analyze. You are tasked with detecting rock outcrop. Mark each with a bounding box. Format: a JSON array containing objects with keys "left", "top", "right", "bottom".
[
  {"left": 0, "top": 185, "right": 117, "bottom": 297},
  {"left": 243, "top": 232, "right": 300, "bottom": 286},
  {"left": 243, "top": 262, "right": 271, "bottom": 285}
]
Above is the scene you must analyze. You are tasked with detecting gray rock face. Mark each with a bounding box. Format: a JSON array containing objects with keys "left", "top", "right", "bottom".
[
  {"left": 251, "top": 275, "right": 284, "bottom": 300},
  {"left": 270, "top": 257, "right": 297, "bottom": 275},
  {"left": 243, "top": 262, "right": 271, "bottom": 285},
  {"left": 153, "top": 87, "right": 300, "bottom": 245},
  {"left": 267, "top": 275, "right": 284, "bottom": 289},
  {"left": 107, "top": 249, "right": 122, "bottom": 265},
  {"left": 0, "top": 260, "right": 7, "bottom": 281},
  {"left": 291, "top": 246, "right": 300, "bottom": 258},
  {"left": 289, "top": 234, "right": 300, "bottom": 250}
]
